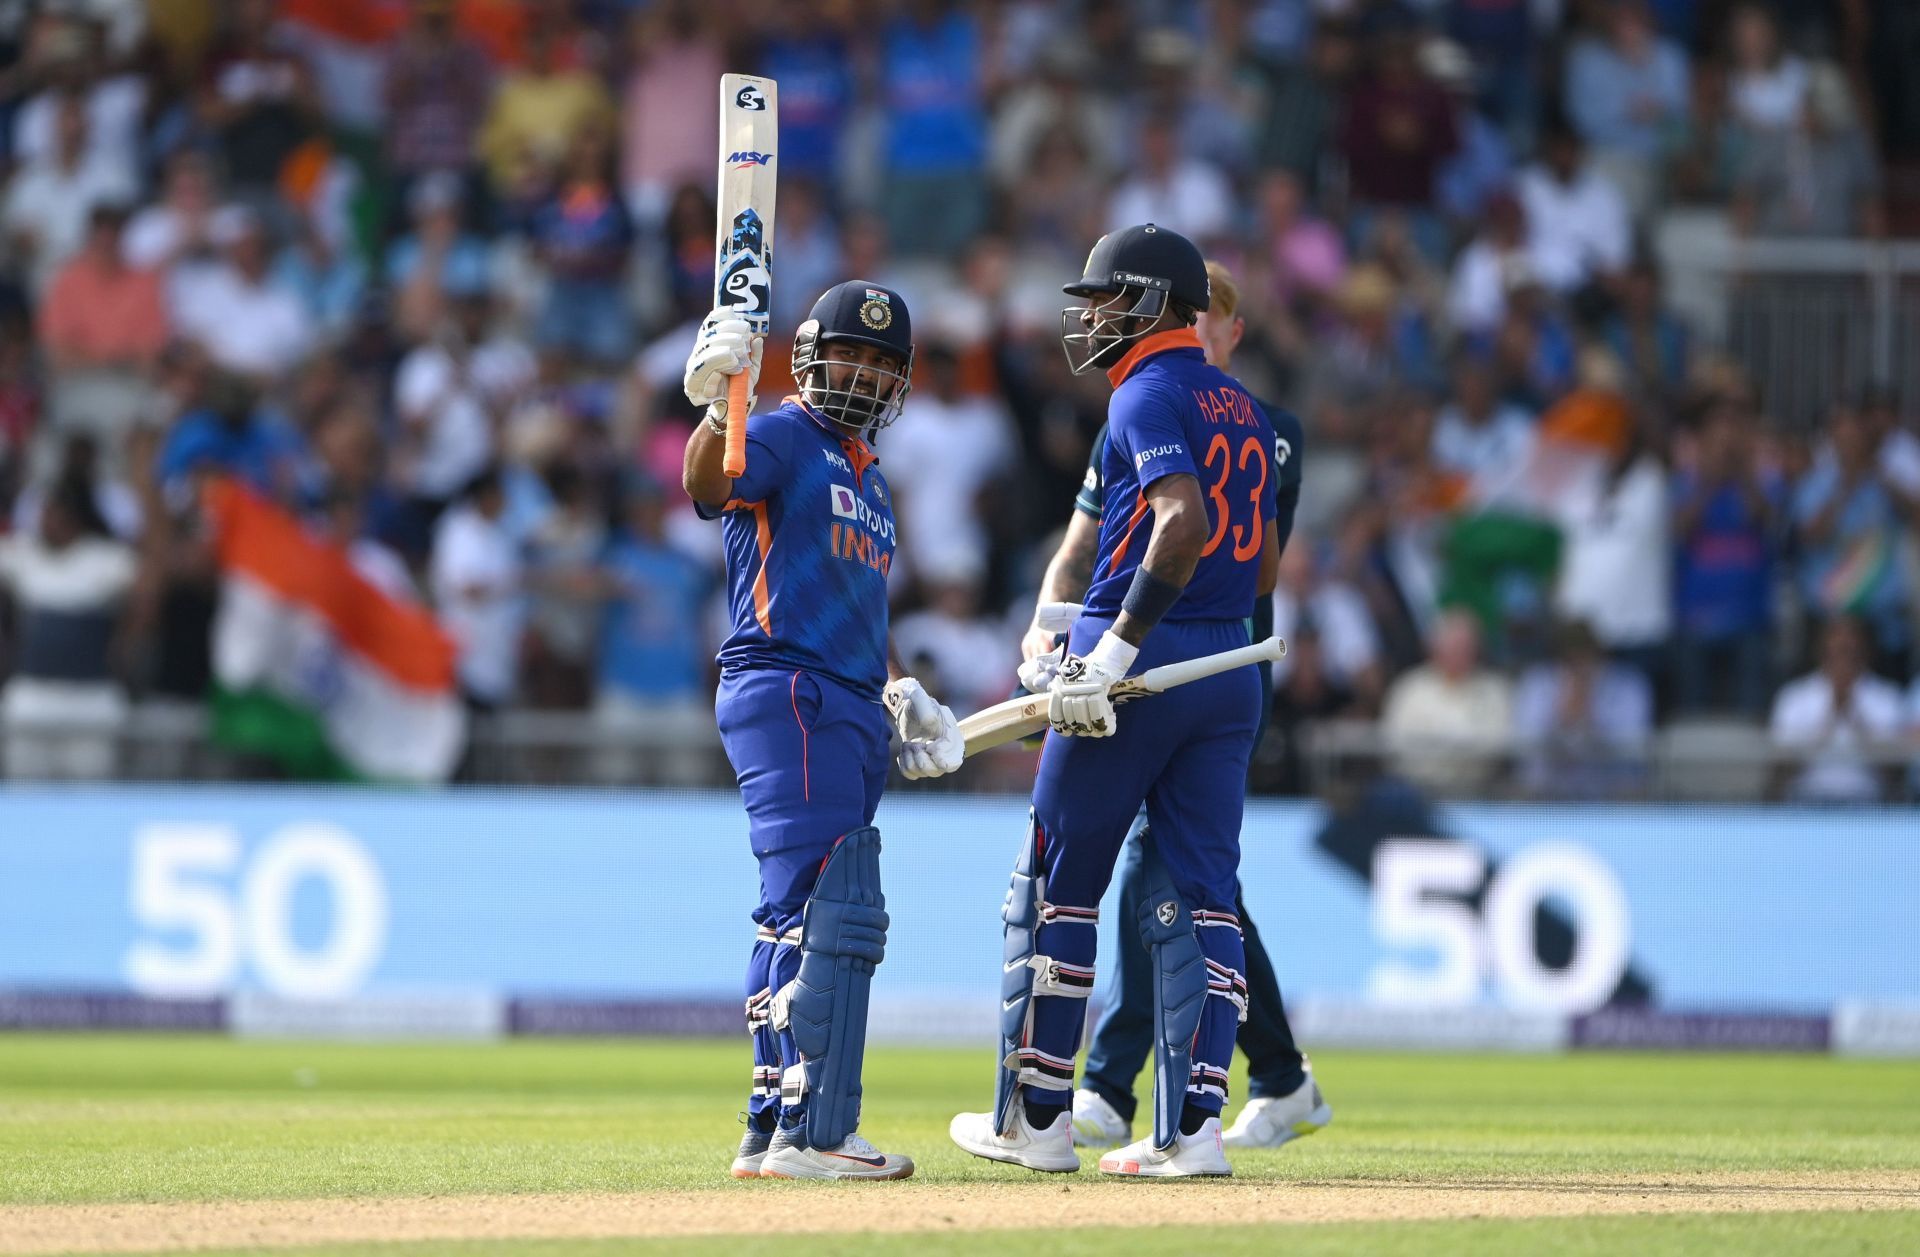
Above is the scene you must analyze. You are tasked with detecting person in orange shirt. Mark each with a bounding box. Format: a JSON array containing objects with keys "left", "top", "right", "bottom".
[{"left": 36, "top": 204, "right": 169, "bottom": 375}]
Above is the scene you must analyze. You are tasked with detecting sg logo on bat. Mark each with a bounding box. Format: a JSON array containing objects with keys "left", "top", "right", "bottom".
[{"left": 735, "top": 83, "right": 768, "bottom": 111}]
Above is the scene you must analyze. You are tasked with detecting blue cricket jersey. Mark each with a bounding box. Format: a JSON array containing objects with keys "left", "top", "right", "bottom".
[
  {"left": 1082, "top": 329, "right": 1280, "bottom": 623},
  {"left": 697, "top": 398, "right": 896, "bottom": 698}
]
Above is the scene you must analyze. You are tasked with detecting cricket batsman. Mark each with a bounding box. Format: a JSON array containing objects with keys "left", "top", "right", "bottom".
[
  {"left": 1024, "top": 260, "right": 1332, "bottom": 1153},
  {"left": 950, "top": 225, "right": 1278, "bottom": 1177},
  {"left": 682, "top": 280, "right": 965, "bottom": 1181}
]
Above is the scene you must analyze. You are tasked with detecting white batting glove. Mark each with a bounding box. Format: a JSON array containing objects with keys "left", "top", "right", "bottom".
[
  {"left": 683, "top": 309, "right": 763, "bottom": 418},
  {"left": 1047, "top": 631, "right": 1138, "bottom": 738},
  {"left": 884, "top": 677, "right": 965, "bottom": 778},
  {"left": 1017, "top": 645, "right": 1063, "bottom": 694}
]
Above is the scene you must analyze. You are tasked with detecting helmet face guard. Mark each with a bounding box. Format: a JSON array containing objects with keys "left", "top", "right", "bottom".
[
  {"left": 1060, "top": 284, "right": 1169, "bottom": 375},
  {"left": 793, "top": 321, "right": 914, "bottom": 433}
]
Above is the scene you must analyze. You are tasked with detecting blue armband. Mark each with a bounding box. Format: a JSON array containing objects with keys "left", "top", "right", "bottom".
[{"left": 1121, "top": 567, "right": 1183, "bottom": 630}]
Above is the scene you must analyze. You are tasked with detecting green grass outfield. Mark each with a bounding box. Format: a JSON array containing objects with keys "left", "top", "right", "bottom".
[{"left": 2, "top": 1035, "right": 1917, "bottom": 1254}]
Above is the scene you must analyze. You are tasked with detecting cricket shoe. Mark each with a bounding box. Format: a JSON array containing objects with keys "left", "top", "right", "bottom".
[
  {"left": 949, "top": 1099, "right": 1080, "bottom": 1173},
  {"left": 1221, "top": 1072, "right": 1333, "bottom": 1150},
  {"left": 758, "top": 1126, "right": 914, "bottom": 1180},
  {"left": 731, "top": 1117, "right": 774, "bottom": 1179},
  {"left": 1070, "top": 1087, "right": 1131, "bottom": 1149},
  {"left": 1098, "top": 1117, "right": 1231, "bottom": 1178}
]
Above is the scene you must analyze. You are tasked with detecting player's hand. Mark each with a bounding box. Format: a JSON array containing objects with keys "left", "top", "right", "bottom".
[
  {"left": 1017, "top": 644, "right": 1062, "bottom": 694},
  {"left": 1047, "top": 632, "right": 1138, "bottom": 738},
  {"left": 1018, "top": 602, "right": 1083, "bottom": 691},
  {"left": 884, "top": 677, "right": 965, "bottom": 779},
  {"left": 683, "top": 308, "right": 763, "bottom": 419}
]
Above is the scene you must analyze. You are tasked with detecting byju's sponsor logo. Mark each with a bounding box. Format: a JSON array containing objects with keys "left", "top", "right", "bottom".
[
  {"left": 1135, "top": 443, "right": 1184, "bottom": 468},
  {"left": 828, "top": 485, "right": 895, "bottom": 542}
]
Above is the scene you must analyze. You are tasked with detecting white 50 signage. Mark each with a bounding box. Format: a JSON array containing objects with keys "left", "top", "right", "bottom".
[
  {"left": 124, "top": 822, "right": 388, "bottom": 999},
  {"left": 1368, "top": 839, "right": 1631, "bottom": 1014}
]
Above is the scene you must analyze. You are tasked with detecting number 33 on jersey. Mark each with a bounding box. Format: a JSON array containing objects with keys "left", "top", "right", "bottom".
[{"left": 1081, "top": 326, "right": 1278, "bottom": 623}]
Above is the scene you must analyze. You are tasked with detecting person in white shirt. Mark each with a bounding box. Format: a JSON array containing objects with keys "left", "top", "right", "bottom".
[
  {"left": 1382, "top": 609, "right": 1514, "bottom": 796},
  {"left": 1727, "top": 4, "right": 1808, "bottom": 136},
  {"left": 1770, "top": 616, "right": 1906, "bottom": 803},
  {"left": 168, "top": 206, "right": 313, "bottom": 380},
  {"left": 1269, "top": 541, "right": 1383, "bottom": 705},
  {"left": 0, "top": 476, "right": 138, "bottom": 779},
  {"left": 1553, "top": 423, "right": 1671, "bottom": 668},
  {"left": 429, "top": 468, "right": 523, "bottom": 710},
  {"left": 1432, "top": 354, "right": 1537, "bottom": 493},
  {"left": 393, "top": 290, "right": 534, "bottom": 515},
  {"left": 878, "top": 343, "right": 1016, "bottom": 587},
  {"left": 2, "top": 91, "right": 137, "bottom": 296},
  {"left": 1517, "top": 128, "right": 1630, "bottom": 298},
  {"left": 1105, "top": 116, "right": 1232, "bottom": 243}
]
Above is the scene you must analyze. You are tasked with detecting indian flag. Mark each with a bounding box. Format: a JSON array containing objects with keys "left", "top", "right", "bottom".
[{"left": 206, "top": 480, "right": 465, "bottom": 783}]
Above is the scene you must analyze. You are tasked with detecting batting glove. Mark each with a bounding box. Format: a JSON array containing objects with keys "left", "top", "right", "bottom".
[
  {"left": 683, "top": 309, "right": 763, "bottom": 418},
  {"left": 1047, "top": 631, "right": 1138, "bottom": 738},
  {"left": 884, "top": 677, "right": 965, "bottom": 778}
]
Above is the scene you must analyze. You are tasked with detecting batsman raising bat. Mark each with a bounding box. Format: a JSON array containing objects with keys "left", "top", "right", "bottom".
[
  {"left": 950, "top": 225, "right": 1279, "bottom": 1177},
  {"left": 682, "top": 277, "right": 965, "bottom": 1181}
]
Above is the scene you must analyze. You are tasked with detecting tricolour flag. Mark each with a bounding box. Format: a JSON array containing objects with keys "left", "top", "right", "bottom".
[{"left": 206, "top": 480, "right": 465, "bottom": 783}]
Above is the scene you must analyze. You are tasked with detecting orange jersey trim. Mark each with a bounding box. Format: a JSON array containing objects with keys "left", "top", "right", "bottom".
[
  {"left": 751, "top": 501, "right": 774, "bottom": 635},
  {"left": 1105, "top": 326, "right": 1203, "bottom": 389},
  {"left": 1107, "top": 490, "right": 1152, "bottom": 576}
]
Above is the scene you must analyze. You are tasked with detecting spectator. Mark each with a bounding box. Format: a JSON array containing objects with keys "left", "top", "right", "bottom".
[
  {"left": 1564, "top": 0, "right": 1689, "bottom": 214},
  {"left": 35, "top": 203, "right": 167, "bottom": 443},
  {"left": 1551, "top": 387, "right": 1671, "bottom": 679},
  {"left": 1446, "top": 189, "right": 1531, "bottom": 336},
  {"left": 1726, "top": 4, "right": 1808, "bottom": 138},
  {"left": 197, "top": 0, "right": 320, "bottom": 193},
  {"left": 12, "top": 433, "right": 142, "bottom": 543},
  {"left": 123, "top": 148, "right": 221, "bottom": 273},
  {"left": 0, "top": 313, "right": 38, "bottom": 516},
  {"left": 878, "top": 0, "right": 989, "bottom": 258},
  {"left": 155, "top": 372, "right": 303, "bottom": 502},
  {"left": 1517, "top": 126, "right": 1631, "bottom": 299},
  {"left": 1251, "top": 17, "right": 1359, "bottom": 200},
  {"left": 1427, "top": 37, "right": 1516, "bottom": 231},
  {"left": 1793, "top": 403, "right": 1913, "bottom": 679},
  {"left": 882, "top": 342, "right": 1017, "bottom": 587},
  {"left": 1270, "top": 541, "right": 1385, "bottom": 713},
  {"left": 382, "top": 0, "right": 495, "bottom": 200},
  {"left": 990, "top": 44, "right": 1118, "bottom": 192},
  {"left": 618, "top": 3, "right": 721, "bottom": 227},
  {"left": 387, "top": 170, "right": 493, "bottom": 342},
  {"left": 429, "top": 466, "right": 523, "bottom": 711},
  {"left": 1431, "top": 352, "right": 1536, "bottom": 494},
  {"left": 168, "top": 205, "right": 313, "bottom": 381},
  {"left": 477, "top": 22, "right": 615, "bottom": 197},
  {"left": 891, "top": 572, "right": 1008, "bottom": 714},
  {"left": 1252, "top": 168, "right": 1346, "bottom": 309},
  {"left": 1382, "top": 608, "right": 1514, "bottom": 795},
  {"left": 1513, "top": 619, "right": 1654, "bottom": 798},
  {"left": 2, "top": 90, "right": 136, "bottom": 296},
  {"left": 272, "top": 196, "right": 367, "bottom": 342},
  {"left": 1448, "top": 0, "right": 1536, "bottom": 141},
  {"left": 529, "top": 123, "right": 634, "bottom": 365},
  {"left": 1770, "top": 615, "right": 1905, "bottom": 802},
  {"left": 1856, "top": 386, "right": 1920, "bottom": 504},
  {"left": 1732, "top": 61, "right": 1883, "bottom": 238},
  {"left": 1603, "top": 256, "right": 1691, "bottom": 402},
  {"left": 1337, "top": 25, "right": 1457, "bottom": 261},
  {"left": 0, "top": 472, "right": 137, "bottom": 780},
  {"left": 757, "top": 1, "right": 856, "bottom": 188},
  {"left": 9, "top": 18, "right": 147, "bottom": 177},
  {"left": 1671, "top": 397, "right": 1785, "bottom": 716}
]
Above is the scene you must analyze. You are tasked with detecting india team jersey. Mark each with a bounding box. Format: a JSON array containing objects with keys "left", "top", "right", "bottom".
[
  {"left": 698, "top": 399, "right": 896, "bottom": 697},
  {"left": 1082, "top": 328, "right": 1279, "bottom": 623}
]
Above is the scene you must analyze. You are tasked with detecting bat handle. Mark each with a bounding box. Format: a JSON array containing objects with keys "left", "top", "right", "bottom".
[{"left": 722, "top": 375, "right": 749, "bottom": 478}]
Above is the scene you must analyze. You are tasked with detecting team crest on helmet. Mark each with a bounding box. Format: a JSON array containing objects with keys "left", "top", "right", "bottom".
[{"left": 859, "top": 291, "right": 893, "bottom": 330}]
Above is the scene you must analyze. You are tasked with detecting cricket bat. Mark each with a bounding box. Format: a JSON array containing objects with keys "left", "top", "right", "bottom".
[
  {"left": 960, "top": 636, "right": 1288, "bottom": 756},
  {"left": 715, "top": 74, "right": 778, "bottom": 478}
]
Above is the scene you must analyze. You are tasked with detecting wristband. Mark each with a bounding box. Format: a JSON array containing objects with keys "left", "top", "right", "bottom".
[
  {"left": 1084, "top": 630, "right": 1138, "bottom": 677},
  {"left": 1120, "top": 566, "right": 1183, "bottom": 632},
  {"left": 704, "top": 403, "right": 730, "bottom": 436}
]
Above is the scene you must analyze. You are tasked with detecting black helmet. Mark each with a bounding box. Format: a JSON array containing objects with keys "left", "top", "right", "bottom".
[
  {"left": 792, "top": 280, "right": 915, "bottom": 432},
  {"left": 1061, "top": 224, "right": 1209, "bottom": 375}
]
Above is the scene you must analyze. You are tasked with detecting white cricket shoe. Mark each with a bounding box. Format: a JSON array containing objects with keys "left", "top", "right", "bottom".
[
  {"left": 949, "top": 1099, "right": 1080, "bottom": 1173},
  {"left": 1070, "top": 1087, "right": 1131, "bottom": 1148},
  {"left": 758, "top": 1126, "right": 914, "bottom": 1180},
  {"left": 1098, "top": 1117, "right": 1232, "bottom": 1178},
  {"left": 731, "top": 1120, "right": 774, "bottom": 1179},
  {"left": 1221, "top": 1073, "right": 1333, "bottom": 1150}
]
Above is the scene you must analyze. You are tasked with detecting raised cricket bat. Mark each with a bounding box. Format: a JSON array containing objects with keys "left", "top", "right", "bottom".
[
  {"left": 960, "top": 636, "right": 1288, "bottom": 756},
  {"left": 715, "top": 74, "right": 778, "bottom": 478}
]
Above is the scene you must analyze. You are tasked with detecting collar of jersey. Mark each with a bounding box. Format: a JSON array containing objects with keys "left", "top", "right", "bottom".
[
  {"left": 787, "top": 394, "right": 880, "bottom": 485},
  {"left": 1106, "top": 326, "right": 1204, "bottom": 388}
]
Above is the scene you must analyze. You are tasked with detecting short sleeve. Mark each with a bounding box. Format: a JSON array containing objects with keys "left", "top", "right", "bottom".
[
  {"left": 1073, "top": 423, "right": 1108, "bottom": 520},
  {"left": 1107, "top": 381, "right": 1196, "bottom": 492},
  {"left": 694, "top": 408, "right": 795, "bottom": 519}
]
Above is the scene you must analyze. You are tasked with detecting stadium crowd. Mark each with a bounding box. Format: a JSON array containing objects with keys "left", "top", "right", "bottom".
[{"left": 1, "top": 0, "right": 1919, "bottom": 801}]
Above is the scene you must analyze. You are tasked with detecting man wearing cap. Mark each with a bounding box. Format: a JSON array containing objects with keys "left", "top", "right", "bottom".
[
  {"left": 681, "top": 281, "right": 966, "bottom": 1181},
  {"left": 949, "top": 224, "right": 1280, "bottom": 1177}
]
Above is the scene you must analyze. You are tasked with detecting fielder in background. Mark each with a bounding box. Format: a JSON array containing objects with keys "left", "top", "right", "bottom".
[
  {"left": 682, "top": 280, "right": 966, "bottom": 1181},
  {"left": 951, "top": 225, "right": 1278, "bottom": 1177},
  {"left": 1024, "top": 260, "right": 1333, "bottom": 1154}
]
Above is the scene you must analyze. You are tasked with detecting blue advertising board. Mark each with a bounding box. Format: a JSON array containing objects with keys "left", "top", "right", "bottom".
[{"left": 1, "top": 787, "right": 1914, "bottom": 1042}]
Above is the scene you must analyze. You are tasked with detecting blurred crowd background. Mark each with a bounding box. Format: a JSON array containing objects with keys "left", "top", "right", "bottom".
[{"left": 2, "top": 0, "right": 1920, "bottom": 801}]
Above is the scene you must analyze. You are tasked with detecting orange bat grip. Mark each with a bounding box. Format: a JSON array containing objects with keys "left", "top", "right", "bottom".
[{"left": 723, "top": 374, "right": 749, "bottom": 478}]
